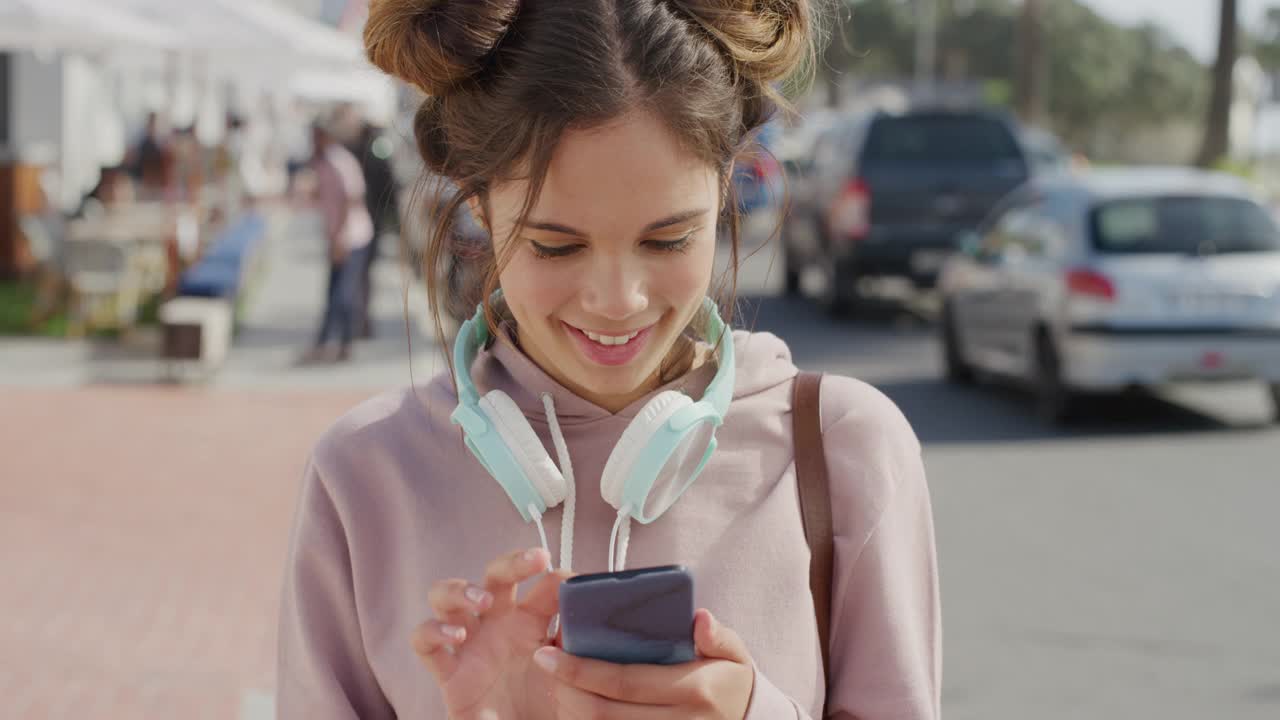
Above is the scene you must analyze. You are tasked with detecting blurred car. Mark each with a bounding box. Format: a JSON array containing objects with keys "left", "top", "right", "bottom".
[
  {"left": 782, "top": 108, "right": 1031, "bottom": 310},
  {"left": 938, "top": 167, "right": 1280, "bottom": 423},
  {"left": 733, "top": 119, "right": 786, "bottom": 216}
]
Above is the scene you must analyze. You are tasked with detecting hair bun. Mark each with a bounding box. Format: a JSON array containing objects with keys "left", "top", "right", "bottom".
[
  {"left": 670, "top": 0, "right": 811, "bottom": 85},
  {"left": 364, "top": 0, "right": 520, "bottom": 96}
]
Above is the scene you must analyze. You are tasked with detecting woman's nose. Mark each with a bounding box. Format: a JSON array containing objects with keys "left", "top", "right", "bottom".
[{"left": 581, "top": 259, "right": 648, "bottom": 321}]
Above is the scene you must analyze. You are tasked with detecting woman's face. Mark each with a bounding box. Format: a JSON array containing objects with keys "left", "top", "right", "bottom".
[{"left": 486, "top": 109, "right": 719, "bottom": 412}]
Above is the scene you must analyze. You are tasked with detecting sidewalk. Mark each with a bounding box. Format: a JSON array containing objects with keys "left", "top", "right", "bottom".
[{"left": 0, "top": 386, "right": 370, "bottom": 719}]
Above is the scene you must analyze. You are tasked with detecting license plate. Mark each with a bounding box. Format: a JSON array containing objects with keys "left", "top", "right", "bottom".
[{"left": 1172, "top": 291, "right": 1253, "bottom": 316}]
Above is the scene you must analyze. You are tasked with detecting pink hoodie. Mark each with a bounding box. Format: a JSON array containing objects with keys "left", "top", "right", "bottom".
[{"left": 276, "top": 329, "right": 941, "bottom": 718}]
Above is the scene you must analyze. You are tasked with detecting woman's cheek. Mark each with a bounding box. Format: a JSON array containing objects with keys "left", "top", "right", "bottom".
[
  {"left": 659, "top": 234, "right": 716, "bottom": 301},
  {"left": 500, "top": 253, "right": 578, "bottom": 314}
]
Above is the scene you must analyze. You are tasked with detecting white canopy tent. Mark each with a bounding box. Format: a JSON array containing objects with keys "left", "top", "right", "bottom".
[
  {"left": 2, "top": 0, "right": 387, "bottom": 208},
  {"left": 111, "top": 0, "right": 364, "bottom": 71},
  {"left": 0, "top": 0, "right": 175, "bottom": 52},
  {"left": 289, "top": 66, "right": 399, "bottom": 126},
  {"left": 217, "top": 0, "right": 364, "bottom": 68}
]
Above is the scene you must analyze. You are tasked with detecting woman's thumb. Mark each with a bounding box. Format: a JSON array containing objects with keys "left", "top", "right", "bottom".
[{"left": 693, "top": 608, "right": 752, "bottom": 664}]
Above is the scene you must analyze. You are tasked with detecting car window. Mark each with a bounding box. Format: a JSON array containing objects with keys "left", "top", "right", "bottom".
[
  {"left": 861, "top": 115, "right": 1025, "bottom": 169},
  {"left": 1090, "top": 196, "right": 1280, "bottom": 255},
  {"left": 976, "top": 197, "right": 1071, "bottom": 264}
]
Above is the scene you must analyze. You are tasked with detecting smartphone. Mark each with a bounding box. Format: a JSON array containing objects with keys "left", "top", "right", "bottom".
[{"left": 558, "top": 564, "right": 695, "bottom": 665}]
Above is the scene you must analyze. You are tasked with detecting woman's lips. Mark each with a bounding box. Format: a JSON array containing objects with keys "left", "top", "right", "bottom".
[{"left": 563, "top": 322, "right": 654, "bottom": 367}]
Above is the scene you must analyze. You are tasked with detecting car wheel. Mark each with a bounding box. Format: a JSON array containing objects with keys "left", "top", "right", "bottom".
[
  {"left": 941, "top": 304, "right": 974, "bottom": 385},
  {"left": 1034, "top": 329, "right": 1078, "bottom": 425},
  {"left": 1269, "top": 383, "right": 1280, "bottom": 424}
]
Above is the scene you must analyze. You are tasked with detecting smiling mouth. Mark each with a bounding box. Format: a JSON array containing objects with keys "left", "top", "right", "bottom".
[{"left": 572, "top": 327, "right": 644, "bottom": 346}]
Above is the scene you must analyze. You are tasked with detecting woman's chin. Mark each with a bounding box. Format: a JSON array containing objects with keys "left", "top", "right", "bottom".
[
  {"left": 566, "top": 360, "right": 665, "bottom": 403},
  {"left": 576, "top": 372, "right": 651, "bottom": 400}
]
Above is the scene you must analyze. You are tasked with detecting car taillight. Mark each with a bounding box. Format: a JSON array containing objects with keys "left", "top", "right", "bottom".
[
  {"left": 830, "top": 178, "right": 870, "bottom": 241},
  {"left": 1066, "top": 268, "right": 1115, "bottom": 301}
]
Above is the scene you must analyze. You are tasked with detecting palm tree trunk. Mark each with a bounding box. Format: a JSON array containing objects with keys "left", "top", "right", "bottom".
[{"left": 1196, "top": 0, "right": 1238, "bottom": 168}]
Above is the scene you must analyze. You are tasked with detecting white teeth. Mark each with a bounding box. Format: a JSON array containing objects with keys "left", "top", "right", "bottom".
[{"left": 581, "top": 329, "right": 641, "bottom": 346}]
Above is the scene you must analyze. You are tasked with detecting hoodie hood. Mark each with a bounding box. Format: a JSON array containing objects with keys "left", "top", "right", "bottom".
[{"left": 468, "top": 327, "right": 798, "bottom": 427}]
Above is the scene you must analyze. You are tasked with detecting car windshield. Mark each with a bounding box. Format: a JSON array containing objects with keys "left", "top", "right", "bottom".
[
  {"left": 1090, "top": 195, "right": 1280, "bottom": 255},
  {"left": 861, "top": 115, "right": 1025, "bottom": 168}
]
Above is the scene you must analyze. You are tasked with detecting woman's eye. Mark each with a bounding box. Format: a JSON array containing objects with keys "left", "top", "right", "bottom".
[
  {"left": 646, "top": 234, "right": 694, "bottom": 253},
  {"left": 528, "top": 233, "right": 694, "bottom": 258},
  {"left": 529, "top": 240, "right": 582, "bottom": 259}
]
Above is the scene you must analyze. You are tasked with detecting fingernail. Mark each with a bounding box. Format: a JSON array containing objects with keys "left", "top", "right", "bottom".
[
  {"left": 465, "top": 586, "right": 490, "bottom": 607},
  {"left": 441, "top": 624, "right": 465, "bottom": 641},
  {"left": 533, "top": 646, "right": 559, "bottom": 672},
  {"left": 524, "top": 548, "right": 546, "bottom": 565}
]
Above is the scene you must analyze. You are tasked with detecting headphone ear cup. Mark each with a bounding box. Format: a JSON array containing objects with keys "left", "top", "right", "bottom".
[
  {"left": 478, "top": 391, "right": 568, "bottom": 509},
  {"left": 600, "top": 391, "right": 691, "bottom": 510}
]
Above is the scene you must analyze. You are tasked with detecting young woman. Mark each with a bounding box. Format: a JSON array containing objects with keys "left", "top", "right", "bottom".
[{"left": 277, "top": 1, "right": 940, "bottom": 718}]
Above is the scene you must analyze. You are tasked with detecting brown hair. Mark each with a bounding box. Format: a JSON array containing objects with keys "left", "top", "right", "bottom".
[{"left": 365, "top": 0, "right": 815, "bottom": 353}]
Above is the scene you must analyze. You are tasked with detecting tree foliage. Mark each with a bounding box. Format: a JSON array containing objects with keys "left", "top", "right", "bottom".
[
  {"left": 1246, "top": 5, "right": 1280, "bottom": 73},
  {"left": 823, "top": 0, "right": 1207, "bottom": 154}
]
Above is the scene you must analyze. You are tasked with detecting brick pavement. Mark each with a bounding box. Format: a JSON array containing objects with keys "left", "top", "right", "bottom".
[{"left": 0, "top": 387, "right": 374, "bottom": 719}]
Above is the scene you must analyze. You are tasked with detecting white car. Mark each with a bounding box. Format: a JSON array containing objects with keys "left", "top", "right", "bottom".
[{"left": 938, "top": 167, "right": 1280, "bottom": 423}]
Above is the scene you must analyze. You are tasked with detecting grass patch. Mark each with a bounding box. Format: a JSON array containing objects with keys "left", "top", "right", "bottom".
[
  {"left": 0, "top": 280, "right": 165, "bottom": 338},
  {"left": 0, "top": 280, "right": 68, "bottom": 337}
]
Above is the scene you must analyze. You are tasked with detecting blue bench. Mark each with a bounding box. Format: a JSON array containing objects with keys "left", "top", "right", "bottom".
[
  {"left": 161, "top": 212, "right": 267, "bottom": 378},
  {"left": 177, "top": 213, "right": 266, "bottom": 299}
]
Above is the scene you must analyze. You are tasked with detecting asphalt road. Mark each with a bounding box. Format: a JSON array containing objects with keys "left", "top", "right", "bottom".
[{"left": 733, "top": 257, "right": 1280, "bottom": 720}]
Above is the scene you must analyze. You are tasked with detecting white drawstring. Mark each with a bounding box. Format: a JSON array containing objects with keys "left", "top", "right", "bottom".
[
  {"left": 528, "top": 503, "right": 550, "bottom": 560},
  {"left": 541, "top": 393, "right": 576, "bottom": 572},
  {"left": 539, "top": 393, "right": 633, "bottom": 574},
  {"left": 608, "top": 505, "right": 633, "bottom": 573}
]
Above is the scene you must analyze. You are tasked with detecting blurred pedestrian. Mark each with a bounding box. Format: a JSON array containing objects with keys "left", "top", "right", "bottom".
[
  {"left": 300, "top": 121, "right": 374, "bottom": 364},
  {"left": 348, "top": 118, "right": 402, "bottom": 339},
  {"left": 165, "top": 126, "right": 204, "bottom": 207},
  {"left": 125, "top": 112, "right": 168, "bottom": 199}
]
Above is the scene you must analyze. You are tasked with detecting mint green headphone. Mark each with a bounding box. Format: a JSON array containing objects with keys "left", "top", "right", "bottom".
[{"left": 450, "top": 294, "right": 735, "bottom": 533}]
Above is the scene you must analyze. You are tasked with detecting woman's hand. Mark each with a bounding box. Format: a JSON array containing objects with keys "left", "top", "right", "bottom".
[
  {"left": 533, "top": 608, "right": 756, "bottom": 719},
  {"left": 412, "top": 547, "right": 568, "bottom": 720}
]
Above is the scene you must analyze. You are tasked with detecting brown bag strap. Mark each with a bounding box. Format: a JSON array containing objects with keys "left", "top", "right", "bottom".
[{"left": 793, "top": 371, "right": 833, "bottom": 696}]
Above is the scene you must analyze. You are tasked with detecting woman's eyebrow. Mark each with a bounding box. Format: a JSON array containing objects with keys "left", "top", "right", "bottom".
[
  {"left": 524, "top": 208, "right": 710, "bottom": 238},
  {"left": 642, "top": 208, "right": 708, "bottom": 232}
]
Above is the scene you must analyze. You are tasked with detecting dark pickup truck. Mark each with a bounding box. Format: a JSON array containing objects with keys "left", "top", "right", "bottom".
[{"left": 783, "top": 109, "right": 1031, "bottom": 311}]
